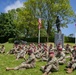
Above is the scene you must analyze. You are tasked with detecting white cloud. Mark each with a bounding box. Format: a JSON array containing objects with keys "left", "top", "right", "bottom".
[{"left": 4, "top": 0, "right": 23, "bottom": 12}]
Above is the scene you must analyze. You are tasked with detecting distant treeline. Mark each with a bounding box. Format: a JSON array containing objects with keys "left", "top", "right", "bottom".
[{"left": 0, "top": 36, "right": 73, "bottom": 43}]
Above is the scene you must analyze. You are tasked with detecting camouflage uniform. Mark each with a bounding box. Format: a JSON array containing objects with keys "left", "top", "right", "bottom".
[
  {"left": 40, "top": 45, "right": 48, "bottom": 61},
  {"left": 64, "top": 44, "right": 72, "bottom": 54},
  {"left": 48, "top": 44, "right": 53, "bottom": 52},
  {"left": 0, "top": 45, "right": 5, "bottom": 53},
  {"left": 54, "top": 44, "right": 62, "bottom": 55},
  {"left": 16, "top": 44, "right": 28, "bottom": 60},
  {"left": 6, "top": 50, "right": 36, "bottom": 71},
  {"left": 65, "top": 46, "right": 76, "bottom": 73},
  {"left": 35, "top": 44, "right": 43, "bottom": 59},
  {"left": 16, "top": 49, "right": 26, "bottom": 60},
  {"left": 56, "top": 48, "right": 66, "bottom": 64},
  {"left": 7, "top": 44, "right": 19, "bottom": 54},
  {"left": 41, "top": 52, "right": 59, "bottom": 75},
  {"left": 15, "top": 53, "right": 36, "bottom": 70},
  {"left": 67, "top": 49, "right": 76, "bottom": 69}
]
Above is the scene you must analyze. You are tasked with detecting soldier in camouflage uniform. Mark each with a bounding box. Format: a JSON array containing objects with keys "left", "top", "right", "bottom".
[
  {"left": 40, "top": 52, "right": 59, "bottom": 75},
  {"left": 65, "top": 45, "right": 76, "bottom": 73},
  {"left": 48, "top": 44, "right": 53, "bottom": 52},
  {"left": 7, "top": 44, "right": 19, "bottom": 54},
  {"left": 56, "top": 47, "right": 66, "bottom": 65},
  {"left": 64, "top": 44, "right": 72, "bottom": 54},
  {"left": 16, "top": 45, "right": 27, "bottom": 60},
  {"left": 0, "top": 45, "right": 5, "bottom": 53},
  {"left": 40, "top": 44, "right": 48, "bottom": 61},
  {"left": 35, "top": 43, "right": 43, "bottom": 59},
  {"left": 6, "top": 50, "right": 36, "bottom": 71}
]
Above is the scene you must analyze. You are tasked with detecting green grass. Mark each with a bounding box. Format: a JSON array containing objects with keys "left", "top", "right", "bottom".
[{"left": 0, "top": 42, "right": 76, "bottom": 75}]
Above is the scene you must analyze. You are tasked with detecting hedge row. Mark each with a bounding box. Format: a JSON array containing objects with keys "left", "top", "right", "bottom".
[
  {"left": 0, "top": 36, "right": 75, "bottom": 43},
  {"left": 0, "top": 37, "right": 8, "bottom": 43},
  {"left": 64, "top": 36, "right": 75, "bottom": 43},
  {"left": 8, "top": 37, "right": 47, "bottom": 43}
]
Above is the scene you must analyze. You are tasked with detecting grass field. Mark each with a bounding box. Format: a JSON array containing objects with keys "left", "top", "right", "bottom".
[{"left": 0, "top": 42, "right": 76, "bottom": 75}]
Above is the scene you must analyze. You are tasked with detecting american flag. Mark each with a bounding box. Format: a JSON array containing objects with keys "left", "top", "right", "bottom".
[{"left": 38, "top": 18, "right": 42, "bottom": 29}]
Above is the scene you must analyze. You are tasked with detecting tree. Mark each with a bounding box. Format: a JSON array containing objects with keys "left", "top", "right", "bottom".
[
  {"left": 23, "top": 0, "right": 74, "bottom": 41},
  {"left": 0, "top": 11, "right": 19, "bottom": 42},
  {"left": 69, "top": 34, "right": 74, "bottom": 37},
  {"left": 15, "top": 7, "right": 39, "bottom": 37}
]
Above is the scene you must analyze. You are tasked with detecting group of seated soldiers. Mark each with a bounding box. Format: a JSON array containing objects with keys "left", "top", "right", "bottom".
[{"left": 1, "top": 42, "right": 75, "bottom": 75}]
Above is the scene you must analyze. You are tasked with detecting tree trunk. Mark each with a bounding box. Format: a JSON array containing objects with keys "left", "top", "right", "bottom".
[
  {"left": 26, "top": 28, "right": 29, "bottom": 37},
  {"left": 47, "top": 21, "right": 50, "bottom": 42},
  {"left": 46, "top": 20, "right": 53, "bottom": 42}
]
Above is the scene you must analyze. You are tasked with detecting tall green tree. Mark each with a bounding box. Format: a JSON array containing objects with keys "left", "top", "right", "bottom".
[
  {"left": 0, "top": 11, "right": 19, "bottom": 41},
  {"left": 15, "top": 7, "right": 39, "bottom": 37},
  {"left": 23, "top": 0, "right": 74, "bottom": 41}
]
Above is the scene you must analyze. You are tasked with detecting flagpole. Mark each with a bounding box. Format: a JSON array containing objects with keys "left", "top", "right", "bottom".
[
  {"left": 38, "top": 28, "right": 40, "bottom": 43},
  {"left": 38, "top": 18, "right": 41, "bottom": 44}
]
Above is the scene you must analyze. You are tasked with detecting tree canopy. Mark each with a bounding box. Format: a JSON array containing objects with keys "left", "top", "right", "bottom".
[{"left": 0, "top": 0, "right": 75, "bottom": 42}]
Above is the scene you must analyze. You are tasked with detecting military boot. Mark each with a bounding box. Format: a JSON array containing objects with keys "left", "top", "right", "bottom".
[
  {"left": 64, "top": 68, "right": 70, "bottom": 71},
  {"left": 42, "top": 72, "right": 48, "bottom": 75},
  {"left": 66, "top": 68, "right": 73, "bottom": 73},
  {"left": 48, "top": 72, "right": 52, "bottom": 75}
]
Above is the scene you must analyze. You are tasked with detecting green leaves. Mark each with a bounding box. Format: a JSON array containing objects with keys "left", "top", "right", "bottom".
[
  {"left": 0, "top": 0, "right": 75, "bottom": 41},
  {"left": 0, "top": 11, "right": 19, "bottom": 39}
]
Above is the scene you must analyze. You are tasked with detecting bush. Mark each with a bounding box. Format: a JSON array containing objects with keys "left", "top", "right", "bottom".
[
  {"left": 8, "top": 37, "right": 47, "bottom": 43},
  {"left": 21, "top": 37, "right": 47, "bottom": 43},
  {"left": 0, "top": 37, "right": 8, "bottom": 43},
  {"left": 65, "top": 36, "right": 75, "bottom": 43},
  {"left": 8, "top": 38, "right": 15, "bottom": 43},
  {"left": 49, "top": 36, "right": 54, "bottom": 42},
  {"left": 8, "top": 36, "right": 75, "bottom": 43}
]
